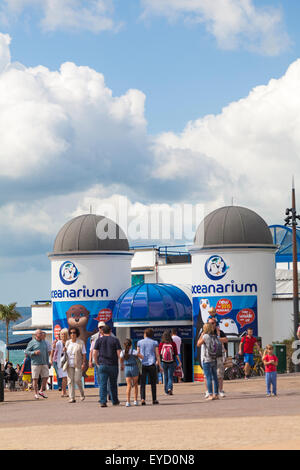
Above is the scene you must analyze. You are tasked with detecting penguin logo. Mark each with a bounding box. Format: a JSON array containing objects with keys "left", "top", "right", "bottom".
[
  {"left": 59, "top": 261, "right": 80, "bottom": 285},
  {"left": 205, "top": 255, "right": 229, "bottom": 281},
  {"left": 219, "top": 318, "right": 239, "bottom": 337}
]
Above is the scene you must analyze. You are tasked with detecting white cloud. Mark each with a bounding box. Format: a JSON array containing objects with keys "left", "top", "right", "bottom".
[
  {"left": 141, "top": 0, "right": 290, "bottom": 55},
  {"left": 0, "top": 33, "right": 10, "bottom": 72},
  {"left": 153, "top": 59, "right": 300, "bottom": 222},
  {"left": 0, "top": 44, "right": 148, "bottom": 190},
  {"left": 0, "top": 0, "right": 120, "bottom": 33},
  {"left": 0, "top": 34, "right": 300, "bottom": 268}
]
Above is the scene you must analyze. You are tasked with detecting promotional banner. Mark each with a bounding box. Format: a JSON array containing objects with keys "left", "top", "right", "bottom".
[
  {"left": 191, "top": 252, "right": 262, "bottom": 381},
  {"left": 50, "top": 255, "right": 132, "bottom": 386}
]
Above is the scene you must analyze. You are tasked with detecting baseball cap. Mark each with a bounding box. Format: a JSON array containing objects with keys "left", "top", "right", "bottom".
[{"left": 98, "top": 321, "right": 106, "bottom": 328}]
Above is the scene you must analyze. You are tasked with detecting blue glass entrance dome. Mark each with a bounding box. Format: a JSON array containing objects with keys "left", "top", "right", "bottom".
[{"left": 113, "top": 283, "right": 192, "bottom": 323}]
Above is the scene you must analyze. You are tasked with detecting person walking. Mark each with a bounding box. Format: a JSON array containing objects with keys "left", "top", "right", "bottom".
[
  {"left": 89, "top": 321, "right": 106, "bottom": 385},
  {"left": 25, "top": 329, "right": 50, "bottom": 400},
  {"left": 93, "top": 325, "right": 121, "bottom": 408},
  {"left": 50, "top": 328, "right": 69, "bottom": 397},
  {"left": 208, "top": 317, "right": 228, "bottom": 398},
  {"left": 120, "top": 338, "right": 144, "bottom": 407},
  {"left": 171, "top": 328, "right": 183, "bottom": 383},
  {"left": 197, "top": 323, "right": 221, "bottom": 400},
  {"left": 263, "top": 344, "right": 278, "bottom": 397},
  {"left": 137, "top": 328, "right": 163, "bottom": 405},
  {"left": 64, "top": 327, "right": 87, "bottom": 403},
  {"left": 239, "top": 327, "right": 262, "bottom": 379},
  {"left": 20, "top": 355, "right": 32, "bottom": 391},
  {"left": 159, "top": 330, "right": 181, "bottom": 396}
]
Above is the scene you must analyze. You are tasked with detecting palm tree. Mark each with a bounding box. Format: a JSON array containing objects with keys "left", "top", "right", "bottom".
[{"left": 0, "top": 303, "right": 21, "bottom": 361}]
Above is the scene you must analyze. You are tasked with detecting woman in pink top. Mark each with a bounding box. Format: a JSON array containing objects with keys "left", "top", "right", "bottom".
[{"left": 263, "top": 345, "right": 278, "bottom": 397}]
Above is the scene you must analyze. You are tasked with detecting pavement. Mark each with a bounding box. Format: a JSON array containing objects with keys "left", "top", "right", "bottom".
[{"left": 1, "top": 374, "right": 300, "bottom": 450}]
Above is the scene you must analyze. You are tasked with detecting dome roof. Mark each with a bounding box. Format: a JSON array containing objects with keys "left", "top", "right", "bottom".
[
  {"left": 53, "top": 214, "right": 129, "bottom": 253},
  {"left": 194, "top": 206, "right": 274, "bottom": 248},
  {"left": 113, "top": 283, "right": 192, "bottom": 323}
]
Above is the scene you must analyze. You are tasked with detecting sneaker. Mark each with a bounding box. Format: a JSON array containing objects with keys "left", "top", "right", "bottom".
[
  {"left": 168, "top": 390, "right": 173, "bottom": 395},
  {"left": 38, "top": 391, "right": 48, "bottom": 399},
  {"left": 68, "top": 399, "right": 76, "bottom": 403},
  {"left": 34, "top": 394, "right": 40, "bottom": 400},
  {"left": 141, "top": 400, "right": 146, "bottom": 406},
  {"left": 80, "top": 396, "right": 85, "bottom": 402},
  {"left": 205, "top": 391, "right": 210, "bottom": 399},
  {"left": 266, "top": 394, "right": 271, "bottom": 397},
  {"left": 152, "top": 400, "right": 159, "bottom": 405},
  {"left": 125, "top": 402, "right": 131, "bottom": 407},
  {"left": 134, "top": 400, "right": 139, "bottom": 406},
  {"left": 100, "top": 403, "right": 107, "bottom": 408},
  {"left": 219, "top": 391, "right": 225, "bottom": 398}
]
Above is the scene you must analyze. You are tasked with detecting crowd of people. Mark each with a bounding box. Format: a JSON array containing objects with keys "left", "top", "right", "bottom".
[{"left": 2, "top": 310, "right": 279, "bottom": 403}]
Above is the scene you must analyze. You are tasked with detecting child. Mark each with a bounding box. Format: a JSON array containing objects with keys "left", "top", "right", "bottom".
[
  {"left": 263, "top": 345, "right": 278, "bottom": 397},
  {"left": 207, "top": 307, "right": 219, "bottom": 326},
  {"left": 120, "top": 339, "right": 144, "bottom": 407}
]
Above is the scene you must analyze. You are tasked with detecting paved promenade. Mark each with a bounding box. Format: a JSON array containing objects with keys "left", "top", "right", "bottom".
[{"left": 1, "top": 374, "right": 300, "bottom": 450}]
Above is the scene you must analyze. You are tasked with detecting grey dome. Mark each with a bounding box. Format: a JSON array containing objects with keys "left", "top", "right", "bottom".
[
  {"left": 53, "top": 214, "right": 129, "bottom": 253},
  {"left": 194, "top": 206, "right": 274, "bottom": 247}
]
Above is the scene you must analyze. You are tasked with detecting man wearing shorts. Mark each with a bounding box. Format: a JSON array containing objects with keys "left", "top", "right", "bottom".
[
  {"left": 25, "top": 329, "right": 50, "bottom": 399},
  {"left": 239, "top": 327, "right": 262, "bottom": 379}
]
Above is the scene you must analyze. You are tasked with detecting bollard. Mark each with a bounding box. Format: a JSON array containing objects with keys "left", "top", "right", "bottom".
[{"left": 0, "top": 367, "right": 4, "bottom": 402}]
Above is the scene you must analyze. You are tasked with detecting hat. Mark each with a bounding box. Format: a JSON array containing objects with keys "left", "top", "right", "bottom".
[{"left": 98, "top": 321, "right": 106, "bottom": 328}]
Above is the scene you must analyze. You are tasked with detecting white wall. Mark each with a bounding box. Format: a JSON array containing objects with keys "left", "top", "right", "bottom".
[
  {"left": 32, "top": 305, "right": 52, "bottom": 326},
  {"left": 272, "top": 298, "right": 295, "bottom": 341}
]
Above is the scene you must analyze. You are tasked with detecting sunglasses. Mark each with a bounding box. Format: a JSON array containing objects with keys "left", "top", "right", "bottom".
[{"left": 70, "top": 331, "right": 77, "bottom": 335}]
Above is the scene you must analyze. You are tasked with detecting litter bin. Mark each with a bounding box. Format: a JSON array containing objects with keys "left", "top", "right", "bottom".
[{"left": 273, "top": 344, "right": 287, "bottom": 374}]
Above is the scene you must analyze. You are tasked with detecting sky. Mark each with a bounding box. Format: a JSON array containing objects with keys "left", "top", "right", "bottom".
[{"left": 0, "top": 0, "right": 300, "bottom": 305}]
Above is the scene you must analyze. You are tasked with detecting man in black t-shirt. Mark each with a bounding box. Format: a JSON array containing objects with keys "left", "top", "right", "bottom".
[{"left": 93, "top": 325, "right": 121, "bottom": 407}]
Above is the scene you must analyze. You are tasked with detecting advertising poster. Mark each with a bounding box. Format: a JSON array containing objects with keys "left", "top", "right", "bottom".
[
  {"left": 193, "top": 295, "right": 258, "bottom": 381},
  {"left": 52, "top": 299, "right": 115, "bottom": 386}
]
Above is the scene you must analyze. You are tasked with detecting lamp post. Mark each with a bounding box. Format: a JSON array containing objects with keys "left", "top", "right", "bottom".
[{"left": 285, "top": 179, "right": 300, "bottom": 371}]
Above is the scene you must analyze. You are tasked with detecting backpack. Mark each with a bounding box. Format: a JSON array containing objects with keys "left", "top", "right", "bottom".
[
  {"left": 207, "top": 335, "right": 223, "bottom": 361},
  {"left": 161, "top": 343, "right": 174, "bottom": 362}
]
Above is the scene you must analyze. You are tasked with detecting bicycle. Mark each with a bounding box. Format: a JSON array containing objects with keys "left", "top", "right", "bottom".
[{"left": 224, "top": 355, "right": 244, "bottom": 380}]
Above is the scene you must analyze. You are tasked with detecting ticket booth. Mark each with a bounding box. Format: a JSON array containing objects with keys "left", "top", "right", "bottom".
[{"left": 113, "top": 283, "right": 193, "bottom": 382}]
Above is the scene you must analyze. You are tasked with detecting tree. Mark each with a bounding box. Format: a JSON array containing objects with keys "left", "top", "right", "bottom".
[{"left": 0, "top": 303, "right": 21, "bottom": 361}]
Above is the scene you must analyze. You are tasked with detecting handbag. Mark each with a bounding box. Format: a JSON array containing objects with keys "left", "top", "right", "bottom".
[{"left": 61, "top": 352, "right": 69, "bottom": 371}]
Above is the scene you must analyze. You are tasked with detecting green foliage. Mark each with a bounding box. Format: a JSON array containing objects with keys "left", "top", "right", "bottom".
[{"left": 0, "top": 303, "right": 21, "bottom": 360}]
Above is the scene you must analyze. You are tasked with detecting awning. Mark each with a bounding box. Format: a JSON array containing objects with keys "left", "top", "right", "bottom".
[{"left": 6, "top": 337, "right": 32, "bottom": 351}]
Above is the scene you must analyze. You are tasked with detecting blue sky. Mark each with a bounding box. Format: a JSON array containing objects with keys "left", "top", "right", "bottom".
[
  {"left": 0, "top": 0, "right": 300, "bottom": 305},
  {"left": 6, "top": 0, "right": 300, "bottom": 133}
]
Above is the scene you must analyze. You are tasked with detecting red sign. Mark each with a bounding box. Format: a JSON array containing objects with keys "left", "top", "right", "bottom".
[
  {"left": 216, "top": 298, "right": 232, "bottom": 316},
  {"left": 237, "top": 308, "right": 255, "bottom": 328},
  {"left": 97, "top": 308, "right": 112, "bottom": 323},
  {"left": 54, "top": 324, "right": 61, "bottom": 340}
]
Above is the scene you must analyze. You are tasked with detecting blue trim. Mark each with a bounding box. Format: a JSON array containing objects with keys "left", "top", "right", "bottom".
[
  {"left": 48, "top": 251, "right": 132, "bottom": 257},
  {"left": 190, "top": 245, "right": 277, "bottom": 252}
]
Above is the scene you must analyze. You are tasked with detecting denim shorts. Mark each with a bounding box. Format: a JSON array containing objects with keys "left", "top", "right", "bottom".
[
  {"left": 125, "top": 365, "right": 139, "bottom": 378},
  {"left": 244, "top": 353, "right": 254, "bottom": 366}
]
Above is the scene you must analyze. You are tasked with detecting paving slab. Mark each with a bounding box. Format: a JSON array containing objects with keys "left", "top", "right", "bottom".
[{"left": 1, "top": 374, "right": 300, "bottom": 450}]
